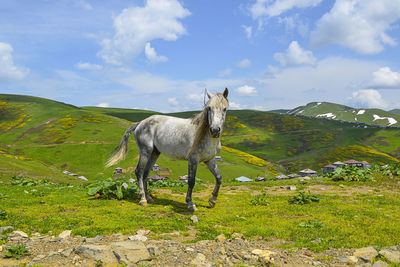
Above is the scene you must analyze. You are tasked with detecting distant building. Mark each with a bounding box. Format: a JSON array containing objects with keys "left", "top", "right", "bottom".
[
  {"left": 344, "top": 159, "right": 363, "bottom": 168},
  {"left": 235, "top": 176, "right": 253, "bottom": 182},
  {"left": 299, "top": 169, "right": 317, "bottom": 177},
  {"left": 114, "top": 167, "right": 123, "bottom": 174},
  {"left": 287, "top": 173, "right": 301, "bottom": 179},
  {"left": 215, "top": 156, "right": 222, "bottom": 161},
  {"left": 148, "top": 175, "right": 168, "bottom": 181},
  {"left": 255, "top": 176, "right": 266, "bottom": 182},
  {"left": 151, "top": 164, "right": 160, "bottom": 172},
  {"left": 275, "top": 175, "right": 288, "bottom": 180},
  {"left": 322, "top": 164, "right": 337, "bottom": 174},
  {"left": 360, "top": 161, "right": 371, "bottom": 169},
  {"left": 333, "top": 161, "right": 345, "bottom": 168}
]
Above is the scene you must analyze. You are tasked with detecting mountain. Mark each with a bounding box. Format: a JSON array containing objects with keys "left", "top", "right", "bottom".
[
  {"left": 285, "top": 102, "right": 400, "bottom": 127},
  {"left": 390, "top": 109, "right": 400, "bottom": 116}
]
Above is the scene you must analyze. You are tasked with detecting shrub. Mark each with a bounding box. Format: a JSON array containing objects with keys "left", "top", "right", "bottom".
[
  {"left": 299, "top": 220, "right": 325, "bottom": 228},
  {"left": 323, "top": 165, "right": 373, "bottom": 182},
  {"left": 11, "top": 176, "right": 52, "bottom": 186},
  {"left": 289, "top": 191, "right": 319, "bottom": 205},
  {"left": 382, "top": 163, "right": 400, "bottom": 176},
  {"left": 0, "top": 209, "right": 7, "bottom": 220},
  {"left": 4, "top": 244, "right": 31, "bottom": 259},
  {"left": 250, "top": 193, "right": 270, "bottom": 206}
]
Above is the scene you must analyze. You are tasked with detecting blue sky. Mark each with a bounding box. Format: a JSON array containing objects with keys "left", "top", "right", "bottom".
[{"left": 1, "top": 0, "right": 400, "bottom": 112}]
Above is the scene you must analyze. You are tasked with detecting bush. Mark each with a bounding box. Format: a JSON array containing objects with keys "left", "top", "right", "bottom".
[
  {"left": 289, "top": 191, "right": 319, "bottom": 205},
  {"left": 299, "top": 220, "right": 326, "bottom": 228},
  {"left": 381, "top": 163, "right": 400, "bottom": 176},
  {"left": 0, "top": 209, "right": 7, "bottom": 220},
  {"left": 250, "top": 193, "right": 270, "bottom": 206},
  {"left": 4, "top": 244, "right": 31, "bottom": 259},
  {"left": 323, "top": 165, "right": 373, "bottom": 182},
  {"left": 11, "top": 176, "right": 52, "bottom": 186}
]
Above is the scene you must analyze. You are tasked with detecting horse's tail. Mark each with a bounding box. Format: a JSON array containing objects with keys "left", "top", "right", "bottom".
[{"left": 105, "top": 122, "right": 139, "bottom": 168}]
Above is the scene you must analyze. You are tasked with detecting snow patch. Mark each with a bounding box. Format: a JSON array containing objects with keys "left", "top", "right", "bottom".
[
  {"left": 298, "top": 110, "right": 304, "bottom": 114},
  {"left": 372, "top": 114, "right": 397, "bottom": 126},
  {"left": 357, "top": 110, "right": 365, "bottom": 115},
  {"left": 316, "top": 113, "right": 336, "bottom": 119},
  {"left": 354, "top": 117, "right": 358, "bottom": 121}
]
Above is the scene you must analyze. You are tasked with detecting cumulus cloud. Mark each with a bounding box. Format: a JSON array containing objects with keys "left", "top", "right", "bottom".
[
  {"left": 219, "top": 68, "right": 232, "bottom": 77},
  {"left": 370, "top": 67, "right": 400, "bottom": 89},
  {"left": 97, "top": 102, "right": 110, "bottom": 108},
  {"left": 0, "top": 42, "right": 29, "bottom": 82},
  {"left": 168, "top": 97, "right": 179, "bottom": 106},
  {"left": 348, "top": 89, "right": 387, "bottom": 109},
  {"left": 98, "top": 0, "right": 190, "bottom": 65},
  {"left": 274, "top": 41, "right": 316, "bottom": 66},
  {"left": 236, "top": 85, "right": 258, "bottom": 96},
  {"left": 144, "top": 42, "right": 168, "bottom": 63},
  {"left": 229, "top": 101, "right": 246, "bottom": 110},
  {"left": 75, "top": 62, "right": 103, "bottom": 70},
  {"left": 311, "top": 0, "right": 400, "bottom": 54},
  {"left": 249, "top": 0, "right": 322, "bottom": 19},
  {"left": 236, "top": 58, "right": 251, "bottom": 68},
  {"left": 187, "top": 93, "right": 204, "bottom": 103},
  {"left": 242, "top": 25, "right": 253, "bottom": 39}
]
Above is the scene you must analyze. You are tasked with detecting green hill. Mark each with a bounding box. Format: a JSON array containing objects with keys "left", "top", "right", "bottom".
[
  {"left": 286, "top": 102, "right": 400, "bottom": 127},
  {"left": 0, "top": 94, "right": 277, "bottom": 182},
  {"left": 390, "top": 109, "right": 400, "bottom": 116}
]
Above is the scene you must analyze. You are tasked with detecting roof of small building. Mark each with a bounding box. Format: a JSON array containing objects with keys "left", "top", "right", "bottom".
[
  {"left": 333, "top": 161, "right": 344, "bottom": 165},
  {"left": 323, "top": 164, "right": 337, "bottom": 168},
  {"left": 360, "top": 161, "right": 370, "bottom": 164},
  {"left": 288, "top": 173, "right": 301, "bottom": 177},
  {"left": 235, "top": 176, "right": 253, "bottom": 182},
  {"left": 344, "top": 159, "right": 360, "bottom": 164},
  {"left": 299, "top": 168, "right": 317, "bottom": 173}
]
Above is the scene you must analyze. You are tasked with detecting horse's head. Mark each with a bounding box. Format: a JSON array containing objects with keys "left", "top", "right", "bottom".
[{"left": 205, "top": 88, "right": 229, "bottom": 138}]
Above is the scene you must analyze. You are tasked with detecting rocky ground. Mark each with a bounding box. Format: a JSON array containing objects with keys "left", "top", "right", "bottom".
[{"left": 1, "top": 227, "right": 400, "bottom": 266}]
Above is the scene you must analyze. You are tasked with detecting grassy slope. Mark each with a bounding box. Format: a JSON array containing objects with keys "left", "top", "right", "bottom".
[
  {"left": 390, "top": 109, "right": 400, "bottom": 115},
  {"left": 288, "top": 102, "right": 400, "bottom": 127}
]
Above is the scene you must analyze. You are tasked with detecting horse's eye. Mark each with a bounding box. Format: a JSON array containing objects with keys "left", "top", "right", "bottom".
[{"left": 223, "top": 108, "right": 226, "bottom": 112}]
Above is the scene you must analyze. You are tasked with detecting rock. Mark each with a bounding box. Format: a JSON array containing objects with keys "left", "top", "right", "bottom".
[
  {"left": 8, "top": 230, "right": 29, "bottom": 241},
  {"left": 231, "top": 232, "right": 244, "bottom": 240},
  {"left": 186, "top": 247, "right": 195, "bottom": 252},
  {"left": 287, "top": 186, "right": 297, "bottom": 191},
  {"left": 128, "top": 234, "right": 148, "bottom": 242},
  {"left": 32, "top": 254, "right": 47, "bottom": 262},
  {"left": 0, "top": 226, "right": 14, "bottom": 234},
  {"left": 379, "top": 249, "right": 400, "bottom": 263},
  {"left": 347, "top": 256, "right": 358, "bottom": 264},
  {"left": 251, "top": 249, "right": 276, "bottom": 263},
  {"left": 24, "top": 190, "right": 29, "bottom": 194},
  {"left": 78, "top": 176, "right": 88, "bottom": 181},
  {"left": 59, "top": 230, "right": 72, "bottom": 239},
  {"left": 372, "top": 261, "right": 389, "bottom": 267},
  {"left": 190, "top": 253, "right": 212, "bottom": 267},
  {"left": 354, "top": 247, "right": 378, "bottom": 262},
  {"left": 111, "top": 241, "right": 151, "bottom": 264},
  {"left": 0, "top": 246, "right": 2, "bottom": 252},
  {"left": 147, "top": 246, "right": 161, "bottom": 257},
  {"left": 75, "top": 244, "right": 118, "bottom": 265},
  {"left": 190, "top": 215, "right": 199, "bottom": 223},
  {"left": 216, "top": 234, "right": 226, "bottom": 243},
  {"left": 136, "top": 229, "right": 150, "bottom": 236},
  {"left": 61, "top": 248, "right": 73, "bottom": 257}
]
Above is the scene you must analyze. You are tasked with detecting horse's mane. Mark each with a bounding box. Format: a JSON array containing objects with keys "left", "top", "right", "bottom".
[{"left": 186, "top": 93, "right": 228, "bottom": 158}]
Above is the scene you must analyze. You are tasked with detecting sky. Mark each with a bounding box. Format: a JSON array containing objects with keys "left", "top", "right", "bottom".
[{"left": 1, "top": 0, "right": 400, "bottom": 112}]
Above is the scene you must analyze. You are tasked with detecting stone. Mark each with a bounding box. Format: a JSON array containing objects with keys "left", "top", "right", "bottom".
[
  {"left": 288, "top": 186, "right": 297, "bottom": 191},
  {"left": 136, "top": 229, "right": 150, "bottom": 236},
  {"left": 59, "top": 230, "right": 72, "bottom": 239},
  {"left": 186, "top": 247, "right": 195, "bottom": 252},
  {"left": 231, "top": 232, "right": 244, "bottom": 240},
  {"left": 216, "top": 234, "right": 226, "bottom": 243},
  {"left": 147, "top": 246, "right": 161, "bottom": 256},
  {"left": 372, "top": 261, "right": 389, "bottom": 267},
  {"left": 190, "top": 253, "right": 212, "bottom": 267},
  {"left": 251, "top": 249, "right": 276, "bottom": 263},
  {"left": 61, "top": 248, "right": 73, "bottom": 257},
  {"left": 379, "top": 249, "right": 400, "bottom": 263},
  {"left": 8, "top": 230, "right": 29, "bottom": 241},
  {"left": 0, "top": 226, "right": 14, "bottom": 234},
  {"left": 347, "top": 256, "right": 358, "bottom": 264},
  {"left": 74, "top": 244, "right": 118, "bottom": 265},
  {"left": 32, "top": 254, "right": 47, "bottom": 262},
  {"left": 111, "top": 241, "right": 151, "bottom": 264},
  {"left": 128, "top": 234, "right": 148, "bottom": 242},
  {"left": 354, "top": 247, "right": 378, "bottom": 262},
  {"left": 190, "top": 215, "right": 199, "bottom": 223}
]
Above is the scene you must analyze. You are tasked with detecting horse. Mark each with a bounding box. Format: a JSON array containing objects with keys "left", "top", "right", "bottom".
[{"left": 106, "top": 88, "right": 229, "bottom": 211}]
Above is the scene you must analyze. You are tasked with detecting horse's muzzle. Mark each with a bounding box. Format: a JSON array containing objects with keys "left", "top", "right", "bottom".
[{"left": 210, "top": 127, "right": 221, "bottom": 138}]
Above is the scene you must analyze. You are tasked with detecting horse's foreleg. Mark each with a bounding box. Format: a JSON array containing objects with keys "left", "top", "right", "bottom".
[
  {"left": 186, "top": 156, "right": 199, "bottom": 211},
  {"left": 143, "top": 149, "right": 160, "bottom": 203},
  {"left": 206, "top": 159, "right": 222, "bottom": 208}
]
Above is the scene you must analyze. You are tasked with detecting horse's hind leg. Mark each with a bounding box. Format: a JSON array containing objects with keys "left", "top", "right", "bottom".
[
  {"left": 135, "top": 148, "right": 152, "bottom": 206},
  {"left": 206, "top": 159, "right": 222, "bottom": 208},
  {"left": 142, "top": 148, "right": 160, "bottom": 203}
]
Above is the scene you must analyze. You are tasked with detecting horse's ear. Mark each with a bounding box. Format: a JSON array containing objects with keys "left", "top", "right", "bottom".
[
  {"left": 205, "top": 88, "right": 213, "bottom": 99},
  {"left": 223, "top": 88, "right": 229, "bottom": 99}
]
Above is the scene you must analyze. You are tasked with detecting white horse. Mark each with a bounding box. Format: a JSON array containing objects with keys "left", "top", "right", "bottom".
[{"left": 106, "top": 88, "right": 229, "bottom": 211}]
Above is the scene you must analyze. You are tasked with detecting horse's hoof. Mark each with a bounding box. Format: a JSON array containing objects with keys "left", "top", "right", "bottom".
[
  {"left": 139, "top": 200, "right": 148, "bottom": 206},
  {"left": 188, "top": 204, "right": 198, "bottom": 212},
  {"left": 208, "top": 197, "right": 217, "bottom": 208},
  {"left": 146, "top": 196, "right": 154, "bottom": 203}
]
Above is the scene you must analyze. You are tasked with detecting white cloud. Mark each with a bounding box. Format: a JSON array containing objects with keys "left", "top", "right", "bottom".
[
  {"left": 236, "top": 85, "right": 258, "bottom": 96},
  {"left": 242, "top": 25, "right": 253, "bottom": 39},
  {"left": 348, "top": 89, "right": 387, "bottom": 109},
  {"left": 0, "top": 42, "right": 29, "bottom": 82},
  {"left": 370, "top": 67, "right": 400, "bottom": 89},
  {"left": 273, "top": 41, "right": 316, "bottom": 66},
  {"left": 236, "top": 58, "right": 251, "bottom": 68},
  {"left": 187, "top": 93, "right": 204, "bottom": 103},
  {"left": 144, "top": 42, "right": 168, "bottom": 63},
  {"left": 97, "top": 102, "right": 110, "bottom": 108},
  {"left": 311, "top": 0, "right": 400, "bottom": 54},
  {"left": 168, "top": 97, "right": 179, "bottom": 106},
  {"left": 219, "top": 68, "right": 232, "bottom": 77},
  {"left": 249, "top": 0, "right": 322, "bottom": 19},
  {"left": 75, "top": 62, "right": 103, "bottom": 70},
  {"left": 98, "top": 0, "right": 190, "bottom": 65},
  {"left": 229, "top": 101, "right": 246, "bottom": 110}
]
